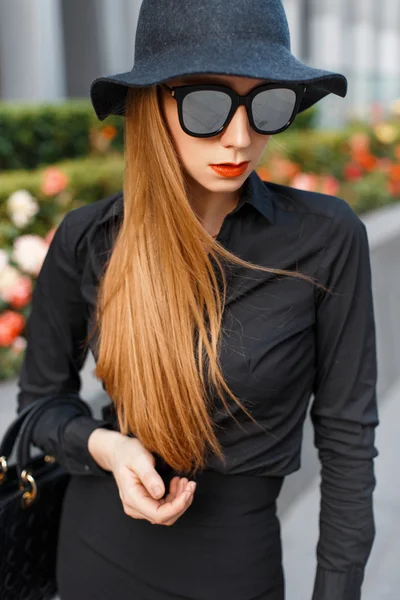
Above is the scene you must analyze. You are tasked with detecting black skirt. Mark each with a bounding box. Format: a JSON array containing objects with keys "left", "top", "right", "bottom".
[{"left": 56, "top": 468, "right": 285, "bottom": 600}]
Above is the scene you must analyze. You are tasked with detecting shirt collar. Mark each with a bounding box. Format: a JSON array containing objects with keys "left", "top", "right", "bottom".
[
  {"left": 97, "top": 169, "right": 275, "bottom": 227},
  {"left": 233, "top": 169, "right": 275, "bottom": 224}
]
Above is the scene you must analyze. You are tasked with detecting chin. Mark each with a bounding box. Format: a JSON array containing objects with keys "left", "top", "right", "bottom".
[
  {"left": 201, "top": 179, "right": 243, "bottom": 193},
  {"left": 211, "top": 173, "right": 249, "bottom": 187},
  {"left": 186, "top": 168, "right": 250, "bottom": 193}
]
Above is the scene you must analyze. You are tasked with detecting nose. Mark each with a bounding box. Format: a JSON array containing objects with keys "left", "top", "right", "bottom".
[{"left": 220, "top": 105, "right": 252, "bottom": 149}]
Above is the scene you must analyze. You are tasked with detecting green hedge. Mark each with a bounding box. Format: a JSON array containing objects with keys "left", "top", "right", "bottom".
[
  {"left": 0, "top": 101, "right": 125, "bottom": 171},
  {"left": 0, "top": 100, "right": 317, "bottom": 172}
]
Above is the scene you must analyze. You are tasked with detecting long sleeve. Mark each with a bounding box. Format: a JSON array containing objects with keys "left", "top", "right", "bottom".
[
  {"left": 310, "top": 199, "right": 379, "bottom": 600},
  {"left": 16, "top": 212, "right": 113, "bottom": 477}
]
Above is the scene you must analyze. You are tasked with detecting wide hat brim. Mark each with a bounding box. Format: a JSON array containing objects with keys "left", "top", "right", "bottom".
[{"left": 90, "top": 39, "right": 347, "bottom": 121}]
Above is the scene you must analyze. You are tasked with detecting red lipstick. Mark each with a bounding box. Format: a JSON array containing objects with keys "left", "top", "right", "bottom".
[{"left": 210, "top": 161, "right": 250, "bottom": 178}]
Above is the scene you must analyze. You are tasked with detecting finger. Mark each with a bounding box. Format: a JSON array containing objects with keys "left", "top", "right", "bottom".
[
  {"left": 169, "top": 476, "right": 179, "bottom": 497},
  {"left": 165, "top": 477, "right": 185, "bottom": 502},
  {"left": 132, "top": 456, "right": 165, "bottom": 500},
  {"left": 137, "top": 487, "right": 194, "bottom": 524},
  {"left": 164, "top": 479, "right": 180, "bottom": 503},
  {"left": 178, "top": 477, "right": 188, "bottom": 495},
  {"left": 122, "top": 473, "right": 196, "bottom": 523},
  {"left": 167, "top": 479, "right": 196, "bottom": 503},
  {"left": 186, "top": 480, "right": 197, "bottom": 494},
  {"left": 125, "top": 477, "right": 177, "bottom": 515},
  {"left": 161, "top": 482, "right": 194, "bottom": 506},
  {"left": 162, "top": 491, "right": 195, "bottom": 526}
]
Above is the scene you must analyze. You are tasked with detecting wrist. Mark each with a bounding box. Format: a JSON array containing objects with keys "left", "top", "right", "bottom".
[{"left": 87, "top": 427, "right": 125, "bottom": 472}]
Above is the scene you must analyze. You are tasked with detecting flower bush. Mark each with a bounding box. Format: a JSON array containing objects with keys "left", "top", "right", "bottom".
[
  {"left": 0, "top": 101, "right": 399, "bottom": 380},
  {"left": 0, "top": 156, "right": 124, "bottom": 379},
  {"left": 0, "top": 186, "right": 57, "bottom": 378},
  {"left": 258, "top": 98, "right": 400, "bottom": 213}
]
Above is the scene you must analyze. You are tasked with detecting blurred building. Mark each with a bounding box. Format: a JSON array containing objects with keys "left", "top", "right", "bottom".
[{"left": 0, "top": 0, "right": 399, "bottom": 126}]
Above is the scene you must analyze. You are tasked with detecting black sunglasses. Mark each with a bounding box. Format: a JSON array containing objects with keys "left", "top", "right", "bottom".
[{"left": 160, "top": 81, "right": 307, "bottom": 138}]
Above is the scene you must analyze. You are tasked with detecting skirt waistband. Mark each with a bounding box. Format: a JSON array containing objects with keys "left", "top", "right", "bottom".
[{"left": 156, "top": 463, "right": 284, "bottom": 512}]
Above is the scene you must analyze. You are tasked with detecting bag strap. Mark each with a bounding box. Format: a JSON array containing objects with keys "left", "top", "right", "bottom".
[
  {"left": 0, "top": 394, "right": 91, "bottom": 482},
  {"left": 0, "top": 410, "right": 29, "bottom": 461},
  {"left": 16, "top": 395, "right": 92, "bottom": 477},
  {"left": 0, "top": 395, "right": 64, "bottom": 461}
]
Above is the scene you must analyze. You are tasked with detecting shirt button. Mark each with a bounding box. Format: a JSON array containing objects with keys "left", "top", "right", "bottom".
[{"left": 84, "top": 465, "right": 90, "bottom": 471}]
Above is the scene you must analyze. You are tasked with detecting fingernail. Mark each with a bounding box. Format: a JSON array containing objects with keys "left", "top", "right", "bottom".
[{"left": 152, "top": 485, "right": 162, "bottom": 497}]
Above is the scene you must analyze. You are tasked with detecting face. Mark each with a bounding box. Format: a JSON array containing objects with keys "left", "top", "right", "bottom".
[{"left": 158, "top": 74, "right": 272, "bottom": 195}]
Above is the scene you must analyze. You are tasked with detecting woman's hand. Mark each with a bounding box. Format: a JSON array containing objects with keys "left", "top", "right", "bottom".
[{"left": 88, "top": 428, "right": 196, "bottom": 526}]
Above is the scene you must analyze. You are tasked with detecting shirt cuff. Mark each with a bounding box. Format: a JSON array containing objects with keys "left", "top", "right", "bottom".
[
  {"left": 62, "top": 414, "right": 115, "bottom": 477},
  {"left": 312, "top": 565, "right": 364, "bottom": 600}
]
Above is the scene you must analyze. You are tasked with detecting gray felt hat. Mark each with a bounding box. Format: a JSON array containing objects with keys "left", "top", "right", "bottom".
[{"left": 90, "top": 0, "right": 348, "bottom": 121}]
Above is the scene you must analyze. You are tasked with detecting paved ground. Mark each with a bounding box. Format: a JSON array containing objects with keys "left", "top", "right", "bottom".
[
  {"left": 280, "top": 377, "right": 400, "bottom": 599},
  {"left": 1, "top": 359, "right": 398, "bottom": 598}
]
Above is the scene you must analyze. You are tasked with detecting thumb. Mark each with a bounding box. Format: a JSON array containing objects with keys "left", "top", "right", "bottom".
[{"left": 133, "top": 452, "right": 165, "bottom": 500}]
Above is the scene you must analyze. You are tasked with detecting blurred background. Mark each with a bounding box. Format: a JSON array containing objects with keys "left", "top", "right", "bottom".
[
  {"left": 1, "top": 0, "right": 400, "bottom": 122},
  {"left": 0, "top": 1, "right": 399, "bottom": 598}
]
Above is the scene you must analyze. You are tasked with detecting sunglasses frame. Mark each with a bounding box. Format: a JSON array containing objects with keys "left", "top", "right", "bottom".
[{"left": 160, "top": 81, "right": 307, "bottom": 138}]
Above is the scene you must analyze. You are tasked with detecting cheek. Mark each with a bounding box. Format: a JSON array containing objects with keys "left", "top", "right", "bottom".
[
  {"left": 252, "top": 134, "right": 271, "bottom": 159},
  {"left": 174, "top": 135, "right": 210, "bottom": 173}
]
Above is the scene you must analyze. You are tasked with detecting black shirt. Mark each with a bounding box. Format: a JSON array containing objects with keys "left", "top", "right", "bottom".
[{"left": 16, "top": 170, "right": 379, "bottom": 600}]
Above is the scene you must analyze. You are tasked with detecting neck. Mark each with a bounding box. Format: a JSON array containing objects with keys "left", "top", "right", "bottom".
[{"left": 186, "top": 175, "right": 241, "bottom": 231}]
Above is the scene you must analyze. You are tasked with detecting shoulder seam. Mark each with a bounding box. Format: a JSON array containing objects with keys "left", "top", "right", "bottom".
[
  {"left": 64, "top": 191, "right": 123, "bottom": 226},
  {"left": 264, "top": 181, "right": 343, "bottom": 221},
  {"left": 313, "top": 199, "right": 342, "bottom": 305}
]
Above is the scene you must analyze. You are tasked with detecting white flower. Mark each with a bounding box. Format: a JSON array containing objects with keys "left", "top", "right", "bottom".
[
  {"left": 7, "top": 189, "right": 39, "bottom": 228},
  {"left": 12, "top": 235, "right": 48, "bottom": 276},
  {"left": 12, "top": 336, "right": 27, "bottom": 355},
  {"left": 0, "top": 264, "right": 21, "bottom": 301},
  {"left": 0, "top": 249, "right": 9, "bottom": 272}
]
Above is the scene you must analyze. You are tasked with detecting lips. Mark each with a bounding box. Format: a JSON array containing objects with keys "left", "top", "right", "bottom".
[
  {"left": 213, "top": 162, "right": 248, "bottom": 167},
  {"left": 210, "top": 161, "right": 250, "bottom": 178}
]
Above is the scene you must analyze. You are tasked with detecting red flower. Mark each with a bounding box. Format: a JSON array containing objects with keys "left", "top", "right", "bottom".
[
  {"left": 101, "top": 125, "right": 117, "bottom": 141},
  {"left": 0, "top": 311, "right": 25, "bottom": 347},
  {"left": 320, "top": 175, "right": 341, "bottom": 196},
  {"left": 41, "top": 167, "right": 69, "bottom": 197},
  {"left": 344, "top": 163, "right": 363, "bottom": 181},
  {"left": 349, "top": 133, "right": 370, "bottom": 154},
  {"left": 8, "top": 276, "right": 32, "bottom": 309},
  {"left": 354, "top": 150, "right": 378, "bottom": 172},
  {"left": 390, "top": 164, "right": 400, "bottom": 182},
  {"left": 291, "top": 173, "right": 319, "bottom": 192},
  {"left": 256, "top": 166, "right": 272, "bottom": 180},
  {"left": 388, "top": 180, "right": 400, "bottom": 197}
]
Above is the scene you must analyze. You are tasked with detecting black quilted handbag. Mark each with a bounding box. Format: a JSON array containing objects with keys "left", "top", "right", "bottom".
[{"left": 0, "top": 394, "right": 92, "bottom": 600}]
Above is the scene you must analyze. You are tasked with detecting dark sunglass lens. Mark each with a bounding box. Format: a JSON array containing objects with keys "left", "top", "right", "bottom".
[
  {"left": 252, "top": 88, "right": 297, "bottom": 132},
  {"left": 182, "top": 90, "right": 232, "bottom": 135}
]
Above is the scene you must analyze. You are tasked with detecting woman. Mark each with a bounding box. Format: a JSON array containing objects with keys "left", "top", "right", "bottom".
[{"left": 16, "top": 0, "right": 378, "bottom": 599}]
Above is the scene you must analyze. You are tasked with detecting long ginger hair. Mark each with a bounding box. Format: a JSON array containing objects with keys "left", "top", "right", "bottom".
[{"left": 89, "top": 86, "right": 328, "bottom": 476}]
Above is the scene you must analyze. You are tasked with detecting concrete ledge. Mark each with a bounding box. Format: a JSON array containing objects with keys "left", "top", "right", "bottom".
[
  {"left": 279, "top": 377, "right": 400, "bottom": 600},
  {"left": 362, "top": 201, "right": 400, "bottom": 249}
]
